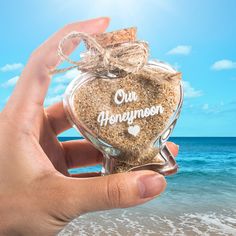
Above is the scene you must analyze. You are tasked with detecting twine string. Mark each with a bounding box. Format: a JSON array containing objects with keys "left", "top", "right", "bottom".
[{"left": 50, "top": 31, "right": 149, "bottom": 75}]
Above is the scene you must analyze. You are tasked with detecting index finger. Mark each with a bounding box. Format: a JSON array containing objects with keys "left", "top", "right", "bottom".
[{"left": 5, "top": 17, "right": 110, "bottom": 120}]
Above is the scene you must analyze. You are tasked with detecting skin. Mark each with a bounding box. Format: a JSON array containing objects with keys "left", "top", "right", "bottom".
[{"left": 0, "top": 17, "right": 179, "bottom": 236}]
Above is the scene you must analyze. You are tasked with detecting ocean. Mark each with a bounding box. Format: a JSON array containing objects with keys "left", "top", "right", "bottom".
[{"left": 59, "top": 137, "right": 236, "bottom": 236}]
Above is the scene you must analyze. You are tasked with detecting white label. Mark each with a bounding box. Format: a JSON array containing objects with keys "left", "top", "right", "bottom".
[
  {"left": 128, "top": 125, "right": 140, "bottom": 137},
  {"left": 97, "top": 105, "right": 164, "bottom": 126},
  {"left": 97, "top": 89, "right": 164, "bottom": 136},
  {"left": 114, "top": 89, "right": 138, "bottom": 105}
]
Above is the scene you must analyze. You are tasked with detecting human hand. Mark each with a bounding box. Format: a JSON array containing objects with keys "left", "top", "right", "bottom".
[{"left": 0, "top": 17, "right": 179, "bottom": 236}]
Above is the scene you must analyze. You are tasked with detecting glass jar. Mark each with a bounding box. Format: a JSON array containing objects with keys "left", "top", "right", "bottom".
[{"left": 63, "top": 60, "right": 183, "bottom": 176}]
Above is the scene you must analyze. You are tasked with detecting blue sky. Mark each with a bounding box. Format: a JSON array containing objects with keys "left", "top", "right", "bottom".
[{"left": 0, "top": 0, "right": 236, "bottom": 137}]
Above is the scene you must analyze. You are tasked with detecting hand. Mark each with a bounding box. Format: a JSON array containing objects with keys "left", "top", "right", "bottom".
[{"left": 0, "top": 17, "right": 179, "bottom": 236}]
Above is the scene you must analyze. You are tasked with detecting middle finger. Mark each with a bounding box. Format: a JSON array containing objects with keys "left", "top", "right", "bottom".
[
  {"left": 63, "top": 140, "right": 179, "bottom": 170},
  {"left": 62, "top": 139, "right": 103, "bottom": 169}
]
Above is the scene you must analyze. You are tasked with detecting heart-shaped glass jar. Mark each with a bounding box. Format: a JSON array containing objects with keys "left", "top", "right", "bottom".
[{"left": 63, "top": 60, "right": 183, "bottom": 176}]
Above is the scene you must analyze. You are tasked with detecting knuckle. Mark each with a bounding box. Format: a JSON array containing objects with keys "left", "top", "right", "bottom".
[
  {"left": 106, "top": 176, "right": 126, "bottom": 208},
  {"left": 28, "top": 49, "right": 43, "bottom": 66}
]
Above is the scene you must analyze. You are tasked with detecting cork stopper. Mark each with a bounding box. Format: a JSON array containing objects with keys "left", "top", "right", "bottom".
[{"left": 92, "top": 27, "right": 137, "bottom": 48}]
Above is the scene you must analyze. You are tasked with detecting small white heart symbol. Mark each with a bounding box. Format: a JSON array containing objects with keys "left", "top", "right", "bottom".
[{"left": 128, "top": 125, "right": 140, "bottom": 137}]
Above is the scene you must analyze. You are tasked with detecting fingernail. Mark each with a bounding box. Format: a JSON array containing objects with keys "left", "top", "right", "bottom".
[
  {"left": 168, "top": 142, "right": 179, "bottom": 150},
  {"left": 138, "top": 174, "right": 166, "bottom": 198},
  {"left": 92, "top": 17, "right": 110, "bottom": 24}
]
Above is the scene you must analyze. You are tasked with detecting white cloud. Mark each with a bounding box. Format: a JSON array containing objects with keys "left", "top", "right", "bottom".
[
  {"left": 170, "top": 62, "right": 181, "bottom": 70},
  {"left": 167, "top": 45, "right": 192, "bottom": 55},
  {"left": 53, "top": 84, "right": 66, "bottom": 94},
  {"left": 1, "top": 76, "right": 19, "bottom": 88},
  {"left": 44, "top": 94, "right": 63, "bottom": 107},
  {"left": 0, "top": 63, "right": 23, "bottom": 72},
  {"left": 54, "top": 69, "right": 81, "bottom": 83},
  {"left": 211, "top": 59, "right": 236, "bottom": 70},
  {"left": 45, "top": 70, "right": 80, "bottom": 107},
  {"left": 183, "top": 81, "right": 203, "bottom": 98},
  {"left": 202, "top": 103, "right": 209, "bottom": 110},
  {"left": 185, "top": 101, "right": 236, "bottom": 115}
]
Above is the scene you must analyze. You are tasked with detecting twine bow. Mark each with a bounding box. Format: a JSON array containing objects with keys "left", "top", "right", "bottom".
[{"left": 50, "top": 31, "right": 149, "bottom": 76}]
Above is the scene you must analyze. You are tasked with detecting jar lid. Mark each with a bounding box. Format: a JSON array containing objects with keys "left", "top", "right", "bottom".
[{"left": 91, "top": 27, "right": 137, "bottom": 48}]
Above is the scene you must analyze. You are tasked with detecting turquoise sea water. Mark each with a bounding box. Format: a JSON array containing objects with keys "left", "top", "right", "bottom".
[{"left": 59, "top": 137, "right": 236, "bottom": 236}]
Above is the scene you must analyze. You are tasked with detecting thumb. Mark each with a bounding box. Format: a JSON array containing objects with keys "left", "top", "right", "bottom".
[{"left": 61, "top": 171, "right": 166, "bottom": 215}]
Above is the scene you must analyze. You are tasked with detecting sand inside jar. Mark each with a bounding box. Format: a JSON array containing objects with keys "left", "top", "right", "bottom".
[{"left": 72, "top": 65, "right": 181, "bottom": 173}]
